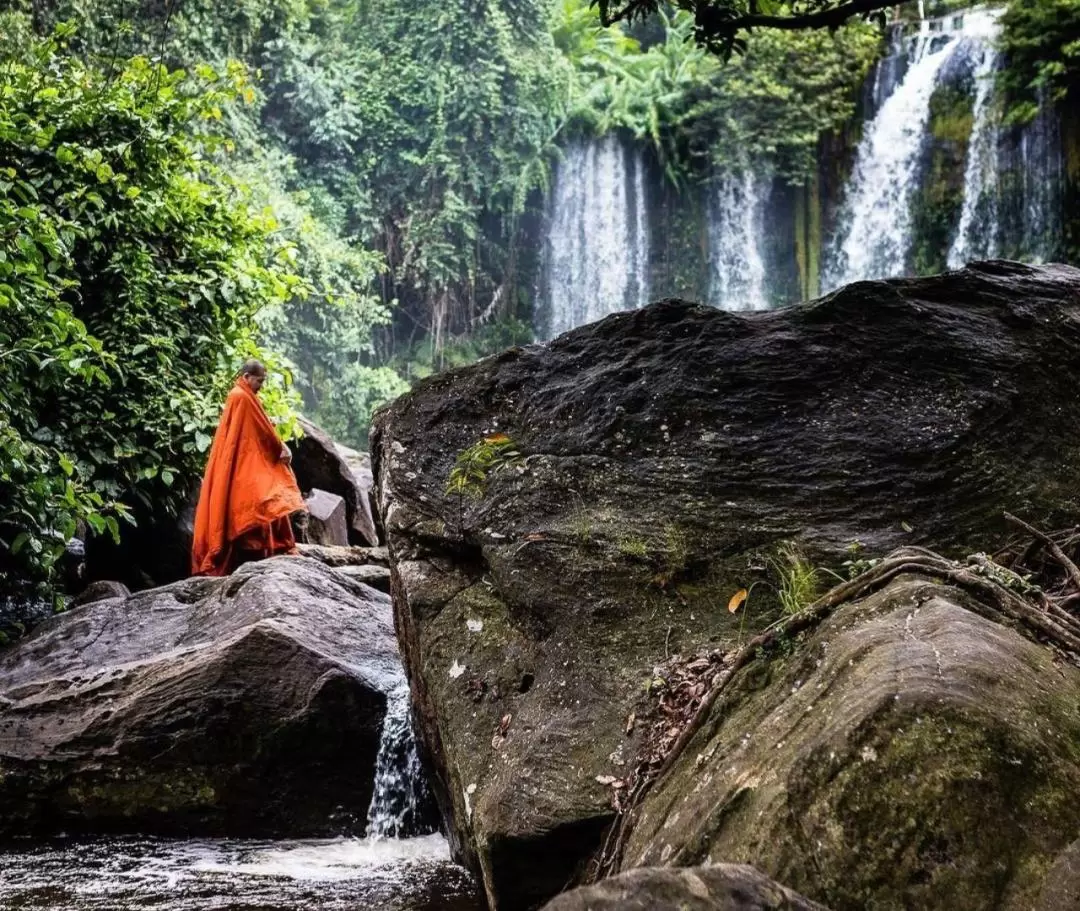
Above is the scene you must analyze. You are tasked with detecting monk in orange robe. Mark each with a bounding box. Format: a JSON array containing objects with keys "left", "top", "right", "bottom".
[{"left": 191, "top": 359, "right": 306, "bottom": 576}]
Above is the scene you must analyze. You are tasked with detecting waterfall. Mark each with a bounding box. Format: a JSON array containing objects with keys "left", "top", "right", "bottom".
[
  {"left": 540, "top": 135, "right": 650, "bottom": 339},
  {"left": 366, "top": 685, "right": 433, "bottom": 840},
  {"left": 822, "top": 29, "right": 961, "bottom": 291},
  {"left": 1015, "top": 98, "right": 1065, "bottom": 261},
  {"left": 947, "top": 19, "right": 1003, "bottom": 268},
  {"left": 708, "top": 170, "right": 769, "bottom": 311}
]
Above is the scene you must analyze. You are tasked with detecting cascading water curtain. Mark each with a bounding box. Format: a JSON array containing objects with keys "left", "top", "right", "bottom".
[
  {"left": 540, "top": 135, "right": 650, "bottom": 339},
  {"left": 822, "top": 24, "right": 962, "bottom": 291},
  {"left": 708, "top": 169, "right": 770, "bottom": 311},
  {"left": 948, "top": 12, "right": 1004, "bottom": 267}
]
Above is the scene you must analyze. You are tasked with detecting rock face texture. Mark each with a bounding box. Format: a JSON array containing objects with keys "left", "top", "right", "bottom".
[
  {"left": 0, "top": 556, "right": 401, "bottom": 838},
  {"left": 624, "top": 574, "right": 1080, "bottom": 911},
  {"left": 541, "top": 865, "right": 829, "bottom": 911},
  {"left": 371, "top": 262, "right": 1080, "bottom": 910}
]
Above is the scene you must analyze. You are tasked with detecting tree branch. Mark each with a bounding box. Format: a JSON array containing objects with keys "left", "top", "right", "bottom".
[
  {"left": 597, "top": 0, "right": 901, "bottom": 41},
  {"left": 698, "top": 0, "right": 899, "bottom": 36}
]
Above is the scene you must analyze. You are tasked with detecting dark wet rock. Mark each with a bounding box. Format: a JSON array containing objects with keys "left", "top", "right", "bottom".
[
  {"left": 335, "top": 563, "right": 392, "bottom": 594},
  {"left": 295, "top": 418, "right": 379, "bottom": 546},
  {"left": 69, "top": 580, "right": 130, "bottom": 608},
  {"left": 0, "top": 556, "right": 401, "bottom": 838},
  {"left": 305, "top": 489, "right": 350, "bottom": 546},
  {"left": 336, "top": 441, "right": 383, "bottom": 545},
  {"left": 541, "top": 865, "right": 828, "bottom": 911},
  {"left": 371, "top": 263, "right": 1080, "bottom": 909},
  {"left": 296, "top": 543, "right": 389, "bottom": 567}
]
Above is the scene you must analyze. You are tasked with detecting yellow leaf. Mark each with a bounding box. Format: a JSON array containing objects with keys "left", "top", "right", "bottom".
[{"left": 728, "top": 588, "right": 748, "bottom": 614}]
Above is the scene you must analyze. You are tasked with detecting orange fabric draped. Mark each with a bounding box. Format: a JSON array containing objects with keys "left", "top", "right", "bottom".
[{"left": 191, "top": 379, "right": 306, "bottom": 576}]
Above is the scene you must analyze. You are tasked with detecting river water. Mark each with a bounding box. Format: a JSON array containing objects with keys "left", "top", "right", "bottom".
[{"left": 0, "top": 834, "right": 483, "bottom": 911}]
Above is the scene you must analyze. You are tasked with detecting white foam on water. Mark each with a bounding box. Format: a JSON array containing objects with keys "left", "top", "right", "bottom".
[{"left": 191, "top": 833, "right": 452, "bottom": 882}]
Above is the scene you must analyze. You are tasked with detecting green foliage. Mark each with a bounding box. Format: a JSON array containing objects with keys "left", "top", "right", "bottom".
[
  {"left": 841, "top": 540, "right": 880, "bottom": 580},
  {"left": 0, "top": 30, "right": 301, "bottom": 590},
  {"left": 446, "top": 434, "right": 522, "bottom": 499},
  {"left": 34, "top": 0, "right": 563, "bottom": 431},
  {"left": 552, "top": 0, "right": 881, "bottom": 184},
  {"left": 392, "top": 318, "right": 534, "bottom": 383},
  {"left": 1000, "top": 0, "right": 1080, "bottom": 122},
  {"left": 770, "top": 541, "right": 821, "bottom": 615}
]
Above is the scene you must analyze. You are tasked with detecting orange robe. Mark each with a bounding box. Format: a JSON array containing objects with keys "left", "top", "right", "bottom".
[{"left": 191, "top": 379, "right": 306, "bottom": 576}]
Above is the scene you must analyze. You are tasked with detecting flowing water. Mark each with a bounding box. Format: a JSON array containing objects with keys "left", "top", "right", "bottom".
[
  {"left": 366, "top": 685, "right": 434, "bottom": 840},
  {"left": 0, "top": 835, "right": 482, "bottom": 911},
  {"left": 707, "top": 170, "right": 770, "bottom": 311},
  {"left": 822, "top": 24, "right": 961, "bottom": 290},
  {"left": 1, "top": 684, "right": 482, "bottom": 911},
  {"left": 826, "top": 6, "right": 1064, "bottom": 287},
  {"left": 947, "top": 11, "right": 1004, "bottom": 267},
  {"left": 540, "top": 135, "right": 650, "bottom": 339}
]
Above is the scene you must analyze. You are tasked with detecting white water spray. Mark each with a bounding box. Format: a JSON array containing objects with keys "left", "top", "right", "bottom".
[
  {"left": 822, "top": 33, "right": 961, "bottom": 291},
  {"left": 708, "top": 170, "right": 769, "bottom": 311},
  {"left": 540, "top": 135, "right": 650, "bottom": 338}
]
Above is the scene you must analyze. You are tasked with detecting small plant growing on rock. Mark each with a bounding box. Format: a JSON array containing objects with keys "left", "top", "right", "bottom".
[
  {"left": 617, "top": 535, "right": 650, "bottom": 559},
  {"left": 841, "top": 540, "right": 880, "bottom": 579},
  {"left": 615, "top": 523, "right": 691, "bottom": 588},
  {"left": 771, "top": 542, "right": 821, "bottom": 616},
  {"left": 445, "top": 434, "right": 521, "bottom": 499}
]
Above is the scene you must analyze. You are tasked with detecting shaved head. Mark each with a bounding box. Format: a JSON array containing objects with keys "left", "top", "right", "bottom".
[{"left": 239, "top": 358, "right": 267, "bottom": 393}]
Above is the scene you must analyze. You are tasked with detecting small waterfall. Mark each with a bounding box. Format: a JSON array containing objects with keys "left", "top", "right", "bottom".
[
  {"left": 366, "top": 685, "right": 433, "bottom": 840},
  {"left": 708, "top": 170, "right": 769, "bottom": 311},
  {"left": 540, "top": 135, "right": 650, "bottom": 339},
  {"left": 947, "top": 20, "right": 1003, "bottom": 268},
  {"left": 822, "top": 28, "right": 961, "bottom": 291}
]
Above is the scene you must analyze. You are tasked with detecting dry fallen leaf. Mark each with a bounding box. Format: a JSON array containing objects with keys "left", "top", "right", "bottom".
[
  {"left": 595, "top": 774, "right": 618, "bottom": 785},
  {"left": 728, "top": 588, "right": 748, "bottom": 614},
  {"left": 625, "top": 711, "right": 636, "bottom": 735},
  {"left": 485, "top": 433, "right": 511, "bottom": 444}
]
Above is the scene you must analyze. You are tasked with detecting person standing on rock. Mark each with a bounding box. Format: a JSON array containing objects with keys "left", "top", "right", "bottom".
[{"left": 191, "top": 359, "right": 306, "bottom": 576}]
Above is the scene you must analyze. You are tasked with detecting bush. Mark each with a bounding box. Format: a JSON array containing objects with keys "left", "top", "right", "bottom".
[{"left": 0, "top": 29, "right": 303, "bottom": 593}]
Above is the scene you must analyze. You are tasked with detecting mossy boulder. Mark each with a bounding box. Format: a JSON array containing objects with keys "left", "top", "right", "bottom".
[
  {"left": 371, "top": 262, "right": 1080, "bottom": 910},
  {"left": 624, "top": 573, "right": 1080, "bottom": 910},
  {"left": 541, "top": 864, "right": 828, "bottom": 910},
  {"left": 0, "top": 556, "right": 401, "bottom": 838}
]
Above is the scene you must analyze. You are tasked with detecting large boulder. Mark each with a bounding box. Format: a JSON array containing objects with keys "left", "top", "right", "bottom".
[
  {"left": 0, "top": 556, "right": 401, "bottom": 838},
  {"left": 370, "top": 262, "right": 1080, "bottom": 909},
  {"left": 294, "top": 417, "right": 380, "bottom": 546},
  {"left": 623, "top": 572, "right": 1080, "bottom": 911},
  {"left": 541, "top": 865, "right": 828, "bottom": 911}
]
